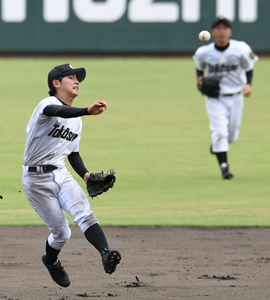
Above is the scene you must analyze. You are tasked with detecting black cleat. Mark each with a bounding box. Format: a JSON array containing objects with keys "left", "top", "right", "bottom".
[
  {"left": 221, "top": 166, "right": 233, "bottom": 179},
  {"left": 42, "top": 255, "right": 70, "bottom": 287},
  {"left": 102, "top": 249, "right": 121, "bottom": 274}
]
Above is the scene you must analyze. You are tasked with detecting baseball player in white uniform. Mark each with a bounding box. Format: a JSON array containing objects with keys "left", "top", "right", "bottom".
[
  {"left": 193, "top": 16, "right": 258, "bottom": 179},
  {"left": 22, "top": 64, "right": 121, "bottom": 287}
]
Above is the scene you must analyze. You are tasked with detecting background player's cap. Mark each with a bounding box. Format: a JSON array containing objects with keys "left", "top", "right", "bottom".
[
  {"left": 211, "top": 16, "right": 232, "bottom": 29},
  {"left": 48, "top": 64, "right": 86, "bottom": 88}
]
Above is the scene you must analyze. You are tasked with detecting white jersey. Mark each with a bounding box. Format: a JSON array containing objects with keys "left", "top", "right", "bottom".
[
  {"left": 193, "top": 39, "right": 258, "bottom": 95},
  {"left": 23, "top": 96, "right": 82, "bottom": 168}
]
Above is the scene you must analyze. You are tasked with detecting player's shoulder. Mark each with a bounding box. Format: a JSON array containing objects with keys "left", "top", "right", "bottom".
[
  {"left": 229, "top": 39, "right": 251, "bottom": 51},
  {"left": 40, "top": 96, "right": 62, "bottom": 106},
  {"left": 229, "top": 39, "right": 258, "bottom": 60},
  {"left": 194, "top": 42, "right": 215, "bottom": 56},
  {"left": 36, "top": 96, "right": 62, "bottom": 115}
]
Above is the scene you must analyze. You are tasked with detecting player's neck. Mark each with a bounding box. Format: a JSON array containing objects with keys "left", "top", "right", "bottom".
[
  {"left": 215, "top": 39, "right": 230, "bottom": 47},
  {"left": 215, "top": 42, "right": 230, "bottom": 52},
  {"left": 55, "top": 94, "right": 76, "bottom": 106}
]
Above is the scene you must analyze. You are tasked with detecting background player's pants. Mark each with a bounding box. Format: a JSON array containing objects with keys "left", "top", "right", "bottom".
[
  {"left": 206, "top": 93, "right": 244, "bottom": 153},
  {"left": 22, "top": 166, "right": 98, "bottom": 250}
]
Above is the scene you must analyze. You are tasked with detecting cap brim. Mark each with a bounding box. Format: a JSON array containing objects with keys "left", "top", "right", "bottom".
[
  {"left": 212, "top": 20, "right": 232, "bottom": 29},
  {"left": 62, "top": 67, "right": 86, "bottom": 82}
]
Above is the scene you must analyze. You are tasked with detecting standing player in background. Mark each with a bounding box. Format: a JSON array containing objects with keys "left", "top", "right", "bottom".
[
  {"left": 22, "top": 64, "right": 121, "bottom": 287},
  {"left": 193, "top": 16, "right": 258, "bottom": 179}
]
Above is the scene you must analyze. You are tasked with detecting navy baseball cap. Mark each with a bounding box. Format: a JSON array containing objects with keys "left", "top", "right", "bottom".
[
  {"left": 48, "top": 64, "right": 86, "bottom": 88},
  {"left": 211, "top": 16, "right": 232, "bottom": 29}
]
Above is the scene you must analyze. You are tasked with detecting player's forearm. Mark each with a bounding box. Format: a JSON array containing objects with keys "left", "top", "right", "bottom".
[
  {"left": 196, "top": 69, "right": 204, "bottom": 89},
  {"left": 68, "top": 152, "right": 89, "bottom": 179},
  {"left": 196, "top": 69, "right": 204, "bottom": 78},
  {"left": 246, "top": 70, "right": 253, "bottom": 84},
  {"left": 43, "top": 105, "right": 89, "bottom": 118}
]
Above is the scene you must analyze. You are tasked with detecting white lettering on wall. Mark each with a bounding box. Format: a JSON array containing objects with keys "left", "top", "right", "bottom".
[
  {"left": 181, "top": 0, "right": 200, "bottom": 22},
  {"left": 239, "top": 0, "right": 257, "bottom": 22},
  {"left": 216, "top": 0, "right": 235, "bottom": 21},
  {"left": 128, "top": 0, "right": 179, "bottom": 23},
  {"left": 0, "top": 0, "right": 259, "bottom": 23},
  {"left": 73, "top": 0, "right": 126, "bottom": 23},
  {"left": 43, "top": 0, "right": 69, "bottom": 22},
  {"left": 2, "top": 0, "right": 26, "bottom": 22},
  {"left": 216, "top": 0, "right": 258, "bottom": 23}
]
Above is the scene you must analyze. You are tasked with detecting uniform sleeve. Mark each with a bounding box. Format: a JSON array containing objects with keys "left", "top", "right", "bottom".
[
  {"left": 43, "top": 105, "right": 89, "bottom": 118},
  {"left": 240, "top": 42, "right": 259, "bottom": 72},
  {"left": 246, "top": 70, "right": 253, "bottom": 84},
  {"left": 38, "top": 97, "right": 60, "bottom": 114},
  {"left": 196, "top": 69, "right": 204, "bottom": 78},
  {"left": 68, "top": 152, "right": 88, "bottom": 179},
  {"left": 36, "top": 97, "right": 62, "bottom": 123},
  {"left": 193, "top": 47, "right": 206, "bottom": 71}
]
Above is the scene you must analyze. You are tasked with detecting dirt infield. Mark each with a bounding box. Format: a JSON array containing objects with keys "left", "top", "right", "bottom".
[{"left": 1, "top": 226, "right": 270, "bottom": 300}]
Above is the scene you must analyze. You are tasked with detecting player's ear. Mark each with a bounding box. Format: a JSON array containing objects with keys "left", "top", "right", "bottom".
[{"left": 52, "top": 79, "right": 61, "bottom": 89}]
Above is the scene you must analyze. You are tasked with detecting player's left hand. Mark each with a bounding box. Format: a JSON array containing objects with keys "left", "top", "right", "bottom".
[
  {"left": 198, "top": 76, "right": 203, "bottom": 89},
  {"left": 86, "top": 170, "right": 116, "bottom": 199},
  {"left": 84, "top": 172, "right": 90, "bottom": 184},
  {"left": 87, "top": 101, "right": 108, "bottom": 115},
  {"left": 243, "top": 84, "right": 251, "bottom": 97}
]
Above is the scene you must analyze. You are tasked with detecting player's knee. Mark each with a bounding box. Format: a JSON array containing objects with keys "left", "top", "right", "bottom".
[
  {"left": 229, "top": 132, "right": 239, "bottom": 143},
  {"left": 212, "top": 131, "right": 228, "bottom": 147},
  {"left": 212, "top": 129, "right": 228, "bottom": 140},
  {"left": 77, "top": 214, "right": 99, "bottom": 233},
  {"left": 54, "top": 228, "right": 71, "bottom": 248},
  {"left": 63, "top": 227, "right": 72, "bottom": 241}
]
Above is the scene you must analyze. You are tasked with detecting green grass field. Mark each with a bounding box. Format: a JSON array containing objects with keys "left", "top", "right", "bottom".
[{"left": 0, "top": 57, "right": 269, "bottom": 226}]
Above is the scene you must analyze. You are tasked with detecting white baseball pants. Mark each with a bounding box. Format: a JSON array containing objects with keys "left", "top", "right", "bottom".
[
  {"left": 206, "top": 93, "right": 244, "bottom": 153},
  {"left": 22, "top": 166, "right": 98, "bottom": 250}
]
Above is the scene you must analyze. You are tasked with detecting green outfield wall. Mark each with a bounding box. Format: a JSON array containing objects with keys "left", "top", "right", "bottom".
[{"left": 0, "top": 0, "right": 268, "bottom": 53}]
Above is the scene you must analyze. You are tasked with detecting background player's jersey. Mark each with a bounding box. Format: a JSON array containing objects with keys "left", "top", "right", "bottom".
[
  {"left": 193, "top": 39, "right": 258, "bottom": 95},
  {"left": 23, "top": 96, "right": 82, "bottom": 168}
]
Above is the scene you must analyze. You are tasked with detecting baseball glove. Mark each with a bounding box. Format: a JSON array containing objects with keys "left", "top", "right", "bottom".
[
  {"left": 199, "top": 76, "right": 220, "bottom": 98},
  {"left": 87, "top": 170, "right": 116, "bottom": 199}
]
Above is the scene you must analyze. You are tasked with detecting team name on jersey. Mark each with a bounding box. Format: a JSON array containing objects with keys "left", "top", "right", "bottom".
[
  {"left": 48, "top": 123, "right": 78, "bottom": 141},
  {"left": 208, "top": 64, "right": 239, "bottom": 73}
]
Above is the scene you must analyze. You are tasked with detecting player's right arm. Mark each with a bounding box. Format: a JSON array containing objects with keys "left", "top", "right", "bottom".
[
  {"left": 43, "top": 105, "right": 89, "bottom": 118},
  {"left": 196, "top": 69, "right": 204, "bottom": 89},
  {"left": 87, "top": 101, "right": 107, "bottom": 115},
  {"left": 43, "top": 101, "right": 108, "bottom": 118},
  {"left": 193, "top": 46, "right": 208, "bottom": 90}
]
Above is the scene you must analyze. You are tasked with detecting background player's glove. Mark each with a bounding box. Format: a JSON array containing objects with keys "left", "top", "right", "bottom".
[
  {"left": 87, "top": 170, "right": 116, "bottom": 199},
  {"left": 199, "top": 76, "right": 220, "bottom": 98}
]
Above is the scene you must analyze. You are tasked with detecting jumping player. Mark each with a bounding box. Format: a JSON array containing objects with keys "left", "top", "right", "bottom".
[
  {"left": 22, "top": 64, "right": 121, "bottom": 287},
  {"left": 193, "top": 16, "right": 258, "bottom": 179}
]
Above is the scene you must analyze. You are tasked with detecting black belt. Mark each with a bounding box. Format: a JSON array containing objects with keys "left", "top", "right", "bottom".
[
  {"left": 222, "top": 91, "right": 241, "bottom": 97},
  {"left": 28, "top": 165, "right": 57, "bottom": 173}
]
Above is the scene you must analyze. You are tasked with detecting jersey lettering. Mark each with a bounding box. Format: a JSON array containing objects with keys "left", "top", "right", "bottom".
[
  {"left": 208, "top": 63, "right": 239, "bottom": 73},
  {"left": 48, "top": 124, "right": 78, "bottom": 141}
]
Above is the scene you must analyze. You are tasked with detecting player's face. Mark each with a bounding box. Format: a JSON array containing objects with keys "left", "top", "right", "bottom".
[
  {"left": 211, "top": 22, "right": 232, "bottom": 46},
  {"left": 59, "top": 74, "right": 79, "bottom": 98}
]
